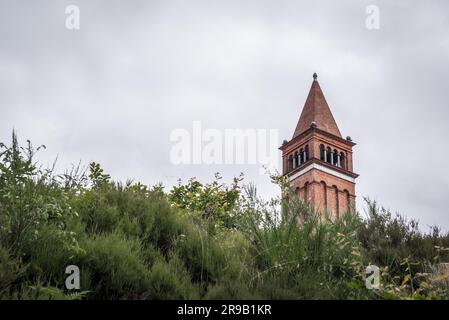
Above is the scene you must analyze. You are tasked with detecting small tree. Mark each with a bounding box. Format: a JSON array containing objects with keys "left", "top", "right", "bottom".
[
  {"left": 88, "top": 162, "right": 111, "bottom": 189},
  {"left": 168, "top": 173, "right": 243, "bottom": 231},
  {"left": 0, "top": 131, "right": 76, "bottom": 255}
]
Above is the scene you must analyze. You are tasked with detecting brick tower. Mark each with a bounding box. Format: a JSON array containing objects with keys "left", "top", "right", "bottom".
[{"left": 279, "top": 73, "right": 358, "bottom": 217}]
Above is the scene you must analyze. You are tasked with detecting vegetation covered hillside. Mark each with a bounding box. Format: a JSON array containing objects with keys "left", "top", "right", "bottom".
[{"left": 1, "top": 132, "right": 449, "bottom": 300}]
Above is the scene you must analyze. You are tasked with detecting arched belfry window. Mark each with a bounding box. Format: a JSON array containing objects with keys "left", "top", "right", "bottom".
[
  {"left": 299, "top": 148, "right": 304, "bottom": 164},
  {"left": 340, "top": 152, "right": 346, "bottom": 169},
  {"left": 333, "top": 149, "right": 338, "bottom": 166},
  {"left": 305, "top": 145, "right": 309, "bottom": 162},
  {"left": 288, "top": 155, "right": 293, "bottom": 171},
  {"left": 320, "top": 144, "right": 325, "bottom": 161},
  {"left": 326, "top": 147, "right": 332, "bottom": 163},
  {"left": 293, "top": 151, "right": 298, "bottom": 168}
]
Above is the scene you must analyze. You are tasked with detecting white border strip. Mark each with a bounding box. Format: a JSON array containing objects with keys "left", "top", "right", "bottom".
[{"left": 288, "top": 163, "right": 355, "bottom": 183}]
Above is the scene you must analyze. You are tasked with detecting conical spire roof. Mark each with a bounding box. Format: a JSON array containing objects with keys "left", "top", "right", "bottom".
[{"left": 292, "top": 74, "right": 342, "bottom": 138}]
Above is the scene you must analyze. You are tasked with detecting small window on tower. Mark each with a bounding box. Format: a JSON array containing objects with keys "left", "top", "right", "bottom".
[
  {"left": 320, "top": 144, "right": 325, "bottom": 161},
  {"left": 293, "top": 151, "right": 298, "bottom": 168},
  {"left": 340, "top": 152, "right": 346, "bottom": 169},
  {"left": 333, "top": 149, "right": 338, "bottom": 166}
]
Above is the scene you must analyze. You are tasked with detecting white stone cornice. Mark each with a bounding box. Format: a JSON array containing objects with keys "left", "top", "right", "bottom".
[{"left": 288, "top": 163, "right": 355, "bottom": 183}]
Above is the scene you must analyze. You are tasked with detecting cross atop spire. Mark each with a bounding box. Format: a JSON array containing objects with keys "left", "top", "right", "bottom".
[{"left": 292, "top": 76, "right": 342, "bottom": 138}]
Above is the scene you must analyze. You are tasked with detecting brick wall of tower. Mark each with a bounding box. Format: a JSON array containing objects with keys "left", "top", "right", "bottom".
[{"left": 286, "top": 151, "right": 356, "bottom": 218}]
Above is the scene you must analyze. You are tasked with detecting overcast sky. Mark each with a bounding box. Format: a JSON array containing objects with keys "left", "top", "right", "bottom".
[{"left": 1, "top": 0, "right": 448, "bottom": 231}]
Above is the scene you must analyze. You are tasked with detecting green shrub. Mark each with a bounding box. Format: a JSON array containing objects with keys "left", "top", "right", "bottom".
[
  {"left": 149, "top": 209, "right": 183, "bottom": 252},
  {"left": 358, "top": 199, "right": 449, "bottom": 278},
  {"left": 79, "top": 232, "right": 150, "bottom": 299},
  {"left": 0, "top": 245, "right": 25, "bottom": 297},
  {"left": 147, "top": 255, "right": 200, "bottom": 299},
  {"left": 204, "top": 281, "right": 254, "bottom": 300},
  {"left": 72, "top": 191, "right": 121, "bottom": 235},
  {"left": 175, "top": 221, "right": 227, "bottom": 286},
  {"left": 21, "top": 224, "right": 80, "bottom": 285}
]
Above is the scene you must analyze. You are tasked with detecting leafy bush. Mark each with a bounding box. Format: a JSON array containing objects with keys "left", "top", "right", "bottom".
[{"left": 168, "top": 173, "right": 243, "bottom": 232}]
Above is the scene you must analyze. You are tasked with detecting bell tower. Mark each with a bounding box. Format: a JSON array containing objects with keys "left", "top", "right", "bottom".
[{"left": 279, "top": 73, "right": 358, "bottom": 217}]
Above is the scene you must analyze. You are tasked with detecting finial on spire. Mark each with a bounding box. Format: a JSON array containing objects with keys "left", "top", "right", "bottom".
[{"left": 313, "top": 72, "right": 318, "bottom": 81}]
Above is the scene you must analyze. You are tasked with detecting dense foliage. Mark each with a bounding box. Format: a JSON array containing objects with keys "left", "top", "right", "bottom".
[{"left": 1, "top": 132, "right": 448, "bottom": 300}]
